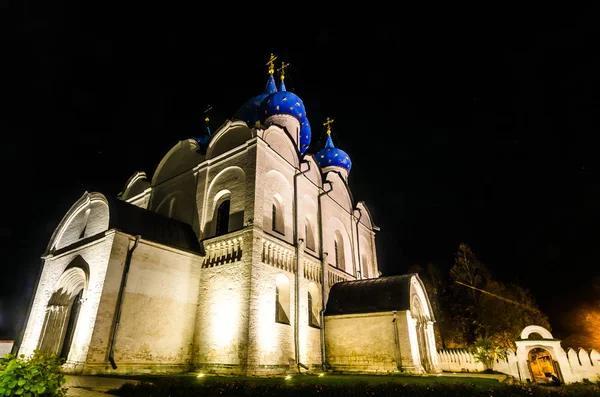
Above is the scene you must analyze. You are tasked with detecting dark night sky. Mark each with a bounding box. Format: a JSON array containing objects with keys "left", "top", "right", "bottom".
[{"left": 2, "top": 4, "right": 600, "bottom": 342}]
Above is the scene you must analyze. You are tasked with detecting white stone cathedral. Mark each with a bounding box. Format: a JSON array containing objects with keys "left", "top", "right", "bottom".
[{"left": 18, "top": 57, "right": 441, "bottom": 375}]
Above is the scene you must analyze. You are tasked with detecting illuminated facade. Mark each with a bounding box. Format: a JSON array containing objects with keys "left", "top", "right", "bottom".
[{"left": 18, "top": 57, "right": 440, "bottom": 375}]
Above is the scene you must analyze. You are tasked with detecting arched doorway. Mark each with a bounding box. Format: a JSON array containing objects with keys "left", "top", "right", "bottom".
[
  {"left": 412, "top": 297, "right": 432, "bottom": 372},
  {"left": 38, "top": 266, "right": 87, "bottom": 360},
  {"left": 527, "top": 347, "right": 561, "bottom": 385}
]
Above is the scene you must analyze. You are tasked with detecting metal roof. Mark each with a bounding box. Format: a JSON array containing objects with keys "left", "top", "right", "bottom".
[
  {"left": 324, "top": 274, "right": 416, "bottom": 316},
  {"left": 107, "top": 197, "right": 203, "bottom": 255}
]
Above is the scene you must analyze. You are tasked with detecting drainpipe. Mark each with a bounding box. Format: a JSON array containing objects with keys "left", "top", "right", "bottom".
[
  {"left": 293, "top": 161, "right": 311, "bottom": 373},
  {"left": 317, "top": 181, "right": 333, "bottom": 371},
  {"left": 392, "top": 311, "right": 403, "bottom": 371},
  {"left": 354, "top": 208, "right": 363, "bottom": 279},
  {"left": 108, "top": 234, "right": 141, "bottom": 369}
]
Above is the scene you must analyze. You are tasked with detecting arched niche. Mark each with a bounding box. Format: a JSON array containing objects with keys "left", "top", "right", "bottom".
[
  {"left": 261, "top": 125, "right": 299, "bottom": 168},
  {"left": 275, "top": 274, "right": 291, "bottom": 324},
  {"left": 409, "top": 274, "right": 435, "bottom": 322},
  {"left": 324, "top": 172, "right": 354, "bottom": 214},
  {"left": 263, "top": 169, "right": 293, "bottom": 239},
  {"left": 204, "top": 166, "right": 246, "bottom": 238},
  {"left": 207, "top": 120, "right": 255, "bottom": 160},
  {"left": 356, "top": 201, "right": 375, "bottom": 230},
  {"left": 155, "top": 190, "right": 196, "bottom": 225},
  {"left": 48, "top": 192, "right": 110, "bottom": 253},
  {"left": 301, "top": 194, "right": 318, "bottom": 253},
  {"left": 358, "top": 235, "right": 372, "bottom": 278},
  {"left": 325, "top": 217, "right": 353, "bottom": 274},
  {"left": 152, "top": 139, "right": 203, "bottom": 186},
  {"left": 308, "top": 282, "right": 321, "bottom": 327},
  {"left": 118, "top": 171, "right": 150, "bottom": 201},
  {"left": 300, "top": 154, "right": 323, "bottom": 188},
  {"left": 38, "top": 256, "right": 89, "bottom": 359}
]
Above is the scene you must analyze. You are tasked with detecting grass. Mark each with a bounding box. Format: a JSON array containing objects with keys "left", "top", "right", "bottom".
[{"left": 101, "top": 371, "right": 505, "bottom": 388}]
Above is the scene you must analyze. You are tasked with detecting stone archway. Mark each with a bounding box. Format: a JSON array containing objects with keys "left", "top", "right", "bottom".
[
  {"left": 38, "top": 265, "right": 87, "bottom": 359},
  {"left": 527, "top": 347, "right": 561, "bottom": 385}
]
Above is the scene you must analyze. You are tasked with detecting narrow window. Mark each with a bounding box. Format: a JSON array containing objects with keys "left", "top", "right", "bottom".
[
  {"left": 272, "top": 198, "right": 285, "bottom": 235},
  {"left": 308, "top": 291, "right": 320, "bottom": 328},
  {"left": 334, "top": 231, "right": 345, "bottom": 270},
  {"left": 215, "top": 200, "right": 230, "bottom": 236},
  {"left": 305, "top": 220, "right": 315, "bottom": 251},
  {"left": 275, "top": 275, "right": 290, "bottom": 324}
]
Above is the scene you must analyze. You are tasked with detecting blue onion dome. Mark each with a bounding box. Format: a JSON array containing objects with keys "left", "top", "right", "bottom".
[
  {"left": 260, "top": 86, "right": 306, "bottom": 124},
  {"left": 316, "top": 123, "right": 352, "bottom": 173},
  {"left": 299, "top": 119, "right": 311, "bottom": 155},
  {"left": 234, "top": 73, "right": 278, "bottom": 126}
]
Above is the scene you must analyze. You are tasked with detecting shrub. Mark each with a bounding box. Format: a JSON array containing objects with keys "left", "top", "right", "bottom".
[
  {"left": 470, "top": 336, "right": 507, "bottom": 371},
  {"left": 0, "top": 350, "right": 68, "bottom": 397}
]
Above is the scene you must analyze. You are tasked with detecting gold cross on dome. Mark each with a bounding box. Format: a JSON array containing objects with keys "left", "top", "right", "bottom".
[
  {"left": 266, "top": 53, "right": 278, "bottom": 75},
  {"left": 323, "top": 117, "right": 335, "bottom": 135},
  {"left": 277, "top": 61, "right": 290, "bottom": 81}
]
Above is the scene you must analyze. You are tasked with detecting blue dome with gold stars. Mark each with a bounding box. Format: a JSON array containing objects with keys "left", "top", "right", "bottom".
[
  {"left": 259, "top": 81, "right": 306, "bottom": 126},
  {"left": 316, "top": 134, "right": 352, "bottom": 172},
  {"left": 299, "top": 119, "right": 311, "bottom": 154},
  {"left": 235, "top": 74, "right": 278, "bottom": 126}
]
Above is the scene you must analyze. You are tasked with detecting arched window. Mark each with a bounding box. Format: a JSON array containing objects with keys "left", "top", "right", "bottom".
[
  {"left": 308, "top": 289, "right": 320, "bottom": 328},
  {"left": 334, "top": 230, "right": 345, "bottom": 269},
  {"left": 275, "top": 275, "right": 290, "bottom": 324},
  {"left": 215, "top": 199, "right": 230, "bottom": 236},
  {"left": 272, "top": 196, "right": 284, "bottom": 235},
  {"left": 305, "top": 219, "right": 315, "bottom": 251}
]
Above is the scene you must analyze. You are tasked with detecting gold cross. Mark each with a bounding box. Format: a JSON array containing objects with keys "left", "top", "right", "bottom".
[
  {"left": 266, "top": 53, "right": 278, "bottom": 75},
  {"left": 204, "top": 104, "right": 212, "bottom": 122},
  {"left": 323, "top": 117, "right": 335, "bottom": 135},
  {"left": 277, "top": 61, "right": 290, "bottom": 81}
]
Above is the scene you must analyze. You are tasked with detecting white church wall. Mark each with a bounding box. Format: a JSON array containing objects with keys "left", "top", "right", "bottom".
[
  {"left": 193, "top": 228, "right": 252, "bottom": 373},
  {"left": 19, "top": 233, "right": 115, "bottom": 367},
  {"left": 85, "top": 232, "right": 130, "bottom": 369},
  {"left": 261, "top": 125, "right": 299, "bottom": 168},
  {"left": 324, "top": 311, "right": 406, "bottom": 373},
  {"left": 299, "top": 271, "right": 324, "bottom": 369},
  {"left": 89, "top": 236, "right": 203, "bottom": 374},
  {"left": 298, "top": 179, "right": 320, "bottom": 256},
  {"left": 0, "top": 341, "right": 13, "bottom": 357},
  {"left": 246, "top": 260, "right": 296, "bottom": 374},
  {"left": 198, "top": 138, "right": 254, "bottom": 240},
  {"left": 324, "top": 215, "right": 355, "bottom": 276},
  {"left": 260, "top": 155, "right": 295, "bottom": 245}
]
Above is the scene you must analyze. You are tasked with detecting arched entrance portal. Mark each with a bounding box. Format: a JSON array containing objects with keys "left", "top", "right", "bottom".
[
  {"left": 412, "top": 297, "right": 432, "bottom": 372},
  {"left": 527, "top": 347, "right": 561, "bottom": 385},
  {"left": 38, "top": 265, "right": 87, "bottom": 360}
]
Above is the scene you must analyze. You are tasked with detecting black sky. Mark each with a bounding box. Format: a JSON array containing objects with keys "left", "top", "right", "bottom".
[{"left": 2, "top": 5, "right": 600, "bottom": 341}]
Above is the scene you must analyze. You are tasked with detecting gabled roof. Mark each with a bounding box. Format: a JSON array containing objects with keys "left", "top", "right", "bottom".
[{"left": 325, "top": 274, "right": 416, "bottom": 316}]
